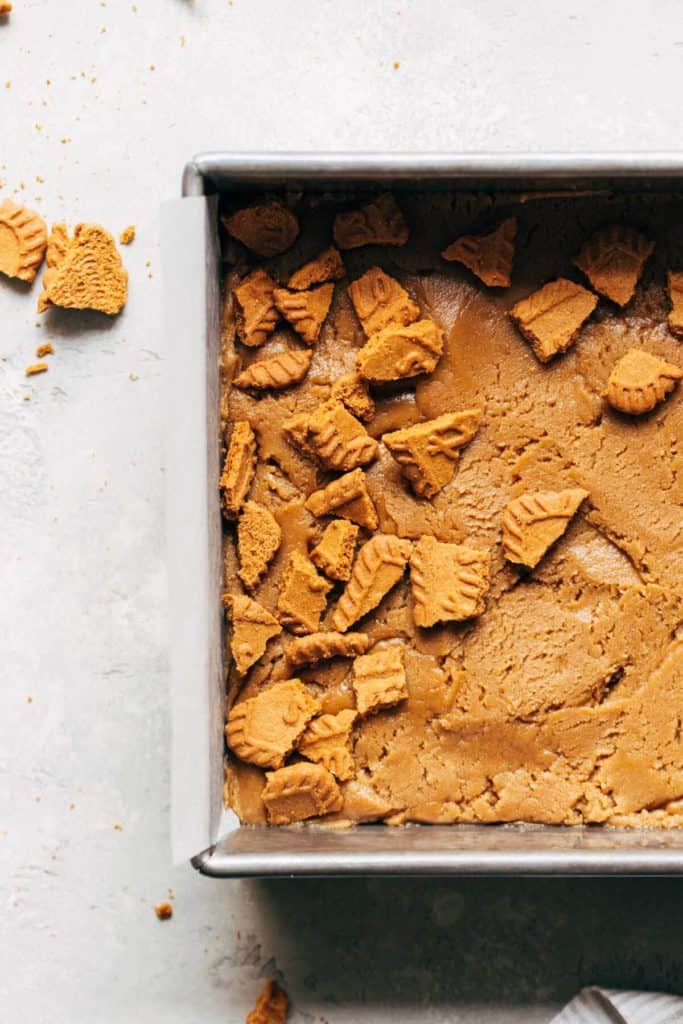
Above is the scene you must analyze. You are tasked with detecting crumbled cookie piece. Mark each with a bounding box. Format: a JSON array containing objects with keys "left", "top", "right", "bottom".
[
  {"left": 237, "top": 500, "right": 282, "bottom": 590},
  {"left": 273, "top": 283, "right": 334, "bottom": 345},
  {"left": 441, "top": 216, "right": 517, "bottom": 288},
  {"left": 382, "top": 408, "right": 482, "bottom": 498},
  {"left": 224, "top": 593, "right": 281, "bottom": 675},
  {"left": 35, "top": 342, "right": 54, "bottom": 358},
  {"left": 348, "top": 266, "right": 420, "bottom": 337},
  {"left": 119, "top": 225, "right": 136, "bottom": 245},
  {"left": 0, "top": 200, "right": 47, "bottom": 282},
  {"left": 310, "top": 519, "right": 359, "bottom": 581},
  {"left": 282, "top": 410, "right": 317, "bottom": 459},
  {"left": 288, "top": 245, "right": 345, "bottom": 290},
  {"left": 222, "top": 198, "right": 299, "bottom": 257},
  {"left": 333, "top": 193, "right": 409, "bottom": 249},
  {"left": 233, "top": 270, "right": 279, "bottom": 348},
  {"left": 574, "top": 225, "right": 654, "bottom": 306},
  {"left": 602, "top": 348, "right": 683, "bottom": 415},
  {"left": 37, "top": 222, "right": 128, "bottom": 315},
  {"left": 502, "top": 488, "right": 589, "bottom": 569},
  {"left": 307, "top": 399, "right": 379, "bottom": 471},
  {"left": 262, "top": 762, "right": 342, "bottom": 824},
  {"left": 357, "top": 319, "right": 444, "bottom": 383},
  {"left": 0, "top": 3, "right": 12, "bottom": 13},
  {"left": 510, "top": 278, "right": 598, "bottom": 363},
  {"left": 277, "top": 552, "right": 333, "bottom": 635},
  {"left": 352, "top": 644, "right": 408, "bottom": 716},
  {"left": 305, "top": 468, "right": 378, "bottom": 530},
  {"left": 226, "top": 679, "right": 320, "bottom": 769},
  {"left": 246, "top": 980, "right": 289, "bottom": 1024},
  {"left": 667, "top": 270, "right": 683, "bottom": 338},
  {"left": 333, "top": 533, "right": 412, "bottom": 632},
  {"left": 25, "top": 362, "right": 48, "bottom": 376},
  {"left": 219, "top": 420, "right": 257, "bottom": 519},
  {"left": 285, "top": 630, "right": 369, "bottom": 668},
  {"left": 233, "top": 347, "right": 312, "bottom": 390},
  {"left": 410, "top": 535, "right": 490, "bottom": 626},
  {"left": 297, "top": 708, "right": 358, "bottom": 780},
  {"left": 154, "top": 901, "right": 173, "bottom": 921},
  {"left": 330, "top": 371, "right": 375, "bottom": 422}
]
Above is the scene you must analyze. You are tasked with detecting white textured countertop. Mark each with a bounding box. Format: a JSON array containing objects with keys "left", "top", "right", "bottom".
[{"left": 2, "top": 2, "right": 683, "bottom": 1021}]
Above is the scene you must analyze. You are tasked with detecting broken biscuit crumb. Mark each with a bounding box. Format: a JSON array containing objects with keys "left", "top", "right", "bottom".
[
  {"left": 357, "top": 319, "right": 444, "bottom": 383},
  {"left": 441, "top": 217, "right": 516, "bottom": 288},
  {"left": 273, "top": 283, "right": 334, "bottom": 345},
  {"left": 226, "top": 679, "right": 320, "bottom": 769},
  {"left": 667, "top": 270, "right": 683, "bottom": 338},
  {"left": 119, "top": 225, "right": 135, "bottom": 245},
  {"left": 234, "top": 270, "right": 279, "bottom": 348},
  {"left": 222, "top": 198, "right": 299, "bottom": 258},
  {"left": 224, "top": 593, "right": 281, "bottom": 675},
  {"left": 510, "top": 278, "right": 597, "bottom": 363},
  {"left": 333, "top": 533, "right": 412, "bottom": 632},
  {"left": 348, "top": 266, "right": 420, "bottom": 337},
  {"left": 502, "top": 488, "right": 588, "bottom": 569},
  {"left": 352, "top": 644, "right": 408, "bottom": 716},
  {"left": 0, "top": 199, "right": 48, "bottom": 282},
  {"left": 297, "top": 708, "right": 358, "bottom": 780},
  {"left": 410, "top": 535, "right": 490, "bottom": 625},
  {"left": 603, "top": 348, "right": 683, "bottom": 415},
  {"left": 35, "top": 342, "right": 54, "bottom": 358},
  {"left": 307, "top": 399, "right": 379, "bottom": 471},
  {"left": 276, "top": 552, "right": 333, "bottom": 635},
  {"left": 25, "top": 362, "right": 48, "bottom": 376},
  {"left": 285, "top": 630, "right": 369, "bottom": 668},
  {"left": 382, "top": 408, "right": 482, "bottom": 498},
  {"left": 334, "top": 193, "right": 409, "bottom": 249},
  {"left": 246, "top": 980, "right": 289, "bottom": 1024},
  {"left": 38, "top": 222, "right": 128, "bottom": 315},
  {"left": 219, "top": 420, "right": 257, "bottom": 519},
  {"left": 233, "top": 347, "right": 312, "bottom": 391},
  {"left": 574, "top": 225, "right": 654, "bottom": 306},
  {"left": 154, "top": 901, "right": 173, "bottom": 921},
  {"left": 237, "top": 500, "right": 281, "bottom": 591},
  {"left": 262, "top": 762, "right": 342, "bottom": 824},
  {"left": 310, "top": 519, "right": 359, "bottom": 581},
  {"left": 288, "top": 245, "right": 345, "bottom": 290},
  {"left": 330, "top": 371, "right": 375, "bottom": 422},
  {"left": 305, "top": 468, "right": 378, "bottom": 530}
]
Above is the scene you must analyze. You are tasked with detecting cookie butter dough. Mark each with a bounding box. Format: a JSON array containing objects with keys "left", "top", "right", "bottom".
[{"left": 221, "top": 190, "right": 683, "bottom": 829}]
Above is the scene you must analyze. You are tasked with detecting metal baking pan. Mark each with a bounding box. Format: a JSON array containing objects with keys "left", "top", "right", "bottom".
[{"left": 163, "top": 152, "right": 683, "bottom": 877}]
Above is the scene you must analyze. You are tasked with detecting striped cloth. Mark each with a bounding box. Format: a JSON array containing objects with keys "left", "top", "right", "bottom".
[{"left": 550, "top": 987, "right": 683, "bottom": 1024}]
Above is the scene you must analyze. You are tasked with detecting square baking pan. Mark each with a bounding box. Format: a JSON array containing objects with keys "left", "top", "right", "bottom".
[{"left": 162, "top": 152, "right": 683, "bottom": 877}]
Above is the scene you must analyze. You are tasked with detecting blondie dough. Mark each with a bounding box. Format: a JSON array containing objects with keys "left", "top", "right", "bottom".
[{"left": 219, "top": 189, "right": 683, "bottom": 828}]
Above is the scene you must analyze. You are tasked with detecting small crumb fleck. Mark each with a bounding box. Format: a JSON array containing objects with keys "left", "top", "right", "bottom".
[
  {"left": 46, "top": 79, "right": 52, "bottom": 86},
  {"left": 4, "top": 82, "right": 10, "bottom": 89},
  {"left": 26, "top": 695, "right": 33, "bottom": 703},
  {"left": 131, "top": 3, "right": 137, "bottom": 10},
  {"left": 154, "top": 901, "right": 173, "bottom": 921},
  {"left": 25, "top": 362, "right": 48, "bottom": 377},
  {"left": 100, "top": 26, "right": 107, "bottom": 33},
  {"left": 0, "top": 3, "right": 13, "bottom": 15},
  {"left": 180, "top": 35, "right": 186, "bottom": 47},
  {"left": 35, "top": 175, "right": 45, "bottom": 183},
  {"left": 113, "top": 822, "right": 123, "bottom": 831},
  {"left": 34, "top": 123, "right": 44, "bottom": 132},
  {"left": 119, "top": 225, "right": 135, "bottom": 245},
  {"left": 36, "top": 342, "right": 54, "bottom": 358},
  {"left": 149, "top": 64, "right": 156, "bottom": 71},
  {"left": 22, "top": 394, "right": 31, "bottom": 401},
  {"left": 35, "top": 795, "right": 41, "bottom": 802},
  {"left": 129, "top": 371, "right": 139, "bottom": 381},
  {"left": 167, "top": 887, "right": 175, "bottom": 900},
  {"left": 68, "top": 802, "right": 76, "bottom": 810},
  {"left": 393, "top": 61, "right": 400, "bottom": 70},
  {"left": 145, "top": 260, "right": 151, "bottom": 267}
]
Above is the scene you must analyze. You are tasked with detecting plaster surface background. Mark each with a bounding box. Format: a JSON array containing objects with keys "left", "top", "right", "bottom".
[{"left": 2, "top": 2, "right": 683, "bottom": 1021}]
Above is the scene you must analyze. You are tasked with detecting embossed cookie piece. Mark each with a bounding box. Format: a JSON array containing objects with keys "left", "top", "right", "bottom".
[
  {"left": 574, "top": 225, "right": 654, "bottom": 306},
  {"left": 277, "top": 552, "right": 333, "bottom": 635},
  {"left": 307, "top": 399, "right": 379, "bottom": 471},
  {"left": 246, "top": 980, "right": 288, "bottom": 1024},
  {"left": 602, "top": 348, "right": 682, "bottom": 415},
  {"left": 332, "top": 533, "right": 412, "bottom": 632},
  {"left": 382, "top": 408, "right": 482, "bottom": 498},
  {"left": 357, "top": 319, "right": 445, "bottom": 383},
  {"left": 310, "top": 519, "right": 359, "bottom": 581},
  {"left": 305, "top": 468, "right": 378, "bottom": 530},
  {"left": 219, "top": 420, "right": 257, "bottom": 519},
  {"left": 441, "top": 216, "right": 517, "bottom": 288},
  {"left": 410, "top": 535, "right": 490, "bottom": 626},
  {"left": 224, "top": 594, "right": 281, "bottom": 675},
  {"left": 288, "top": 245, "right": 345, "bottom": 290},
  {"left": 510, "top": 278, "right": 598, "bottom": 363},
  {"left": 330, "top": 371, "right": 375, "bottom": 422},
  {"left": 297, "top": 708, "right": 358, "bottom": 781},
  {"left": 261, "top": 761, "right": 343, "bottom": 824},
  {"left": 502, "top": 488, "right": 588, "bottom": 569},
  {"left": 352, "top": 644, "right": 408, "bottom": 716},
  {"left": 237, "top": 500, "right": 282, "bottom": 591},
  {"left": 285, "top": 631, "right": 369, "bottom": 668},
  {"left": 283, "top": 410, "right": 317, "bottom": 459},
  {"left": 667, "top": 271, "right": 683, "bottom": 338},
  {"left": 273, "top": 283, "right": 334, "bottom": 345},
  {"left": 0, "top": 200, "right": 47, "bottom": 282},
  {"left": 333, "top": 192, "right": 409, "bottom": 250},
  {"left": 233, "top": 347, "right": 313, "bottom": 390},
  {"left": 233, "top": 270, "right": 279, "bottom": 348},
  {"left": 38, "top": 222, "right": 128, "bottom": 315},
  {"left": 348, "top": 266, "right": 420, "bottom": 337},
  {"left": 226, "top": 679, "right": 320, "bottom": 769},
  {"left": 222, "top": 198, "right": 299, "bottom": 257}
]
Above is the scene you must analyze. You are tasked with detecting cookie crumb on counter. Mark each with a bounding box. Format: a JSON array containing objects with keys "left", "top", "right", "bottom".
[
  {"left": 25, "top": 361, "right": 48, "bottom": 376},
  {"left": 246, "top": 980, "right": 288, "bottom": 1024},
  {"left": 128, "top": 371, "right": 139, "bottom": 381},
  {"left": 112, "top": 822, "right": 123, "bottom": 831},
  {"left": 119, "top": 225, "right": 135, "bottom": 245},
  {"left": 154, "top": 901, "right": 173, "bottom": 921},
  {"left": 36, "top": 342, "right": 53, "bottom": 358},
  {"left": 0, "top": 3, "right": 12, "bottom": 15}
]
